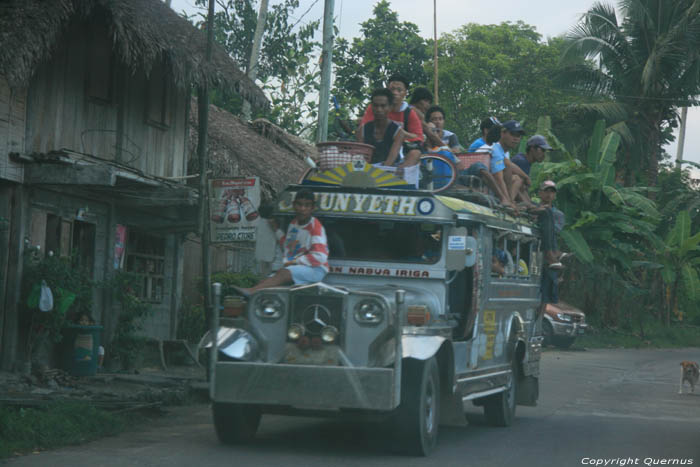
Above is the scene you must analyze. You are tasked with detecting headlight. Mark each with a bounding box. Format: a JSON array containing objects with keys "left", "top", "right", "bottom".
[
  {"left": 321, "top": 325, "right": 338, "bottom": 343},
  {"left": 255, "top": 295, "right": 284, "bottom": 320},
  {"left": 354, "top": 300, "right": 385, "bottom": 325},
  {"left": 556, "top": 313, "right": 572, "bottom": 322},
  {"left": 287, "top": 323, "right": 305, "bottom": 341}
]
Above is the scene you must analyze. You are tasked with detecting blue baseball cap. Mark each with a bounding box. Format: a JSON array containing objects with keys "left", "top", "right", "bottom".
[
  {"left": 502, "top": 120, "right": 525, "bottom": 135},
  {"left": 527, "top": 134, "right": 552, "bottom": 150}
]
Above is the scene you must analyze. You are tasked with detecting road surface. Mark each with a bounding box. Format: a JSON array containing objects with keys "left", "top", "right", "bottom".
[{"left": 8, "top": 347, "right": 700, "bottom": 466}]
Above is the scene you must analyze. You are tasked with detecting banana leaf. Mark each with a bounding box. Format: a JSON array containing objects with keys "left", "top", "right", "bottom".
[
  {"left": 560, "top": 229, "right": 594, "bottom": 263},
  {"left": 681, "top": 264, "right": 700, "bottom": 302}
]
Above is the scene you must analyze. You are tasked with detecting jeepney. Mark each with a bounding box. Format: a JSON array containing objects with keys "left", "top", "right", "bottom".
[{"left": 207, "top": 161, "right": 543, "bottom": 456}]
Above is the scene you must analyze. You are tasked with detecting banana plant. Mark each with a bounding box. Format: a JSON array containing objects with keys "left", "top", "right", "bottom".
[
  {"left": 533, "top": 119, "right": 661, "bottom": 268},
  {"left": 657, "top": 210, "right": 700, "bottom": 325}
]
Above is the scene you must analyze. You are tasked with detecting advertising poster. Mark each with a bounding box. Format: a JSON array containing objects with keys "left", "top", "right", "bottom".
[
  {"left": 209, "top": 177, "right": 260, "bottom": 243},
  {"left": 114, "top": 224, "right": 127, "bottom": 269}
]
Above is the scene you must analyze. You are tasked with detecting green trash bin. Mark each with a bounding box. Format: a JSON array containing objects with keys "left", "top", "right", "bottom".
[{"left": 61, "top": 324, "right": 103, "bottom": 376}]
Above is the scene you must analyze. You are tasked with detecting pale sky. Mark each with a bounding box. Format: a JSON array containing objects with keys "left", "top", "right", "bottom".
[{"left": 171, "top": 0, "right": 700, "bottom": 174}]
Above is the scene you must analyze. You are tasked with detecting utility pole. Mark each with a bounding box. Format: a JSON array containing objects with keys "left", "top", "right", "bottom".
[
  {"left": 198, "top": 0, "right": 215, "bottom": 339},
  {"left": 242, "top": 0, "right": 269, "bottom": 121},
  {"left": 676, "top": 106, "right": 688, "bottom": 169},
  {"left": 317, "top": 0, "right": 335, "bottom": 143},
  {"left": 433, "top": 0, "right": 438, "bottom": 104}
]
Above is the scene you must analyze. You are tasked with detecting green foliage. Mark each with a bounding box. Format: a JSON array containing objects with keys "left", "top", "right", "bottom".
[
  {"left": 209, "top": 271, "right": 261, "bottom": 296},
  {"left": 432, "top": 23, "right": 580, "bottom": 146},
  {"left": 332, "top": 0, "right": 430, "bottom": 119},
  {"left": 177, "top": 271, "right": 261, "bottom": 343},
  {"left": 0, "top": 402, "right": 125, "bottom": 459},
  {"left": 189, "top": 0, "right": 321, "bottom": 135},
  {"left": 562, "top": 0, "right": 700, "bottom": 186},
  {"left": 177, "top": 303, "right": 206, "bottom": 344},
  {"left": 575, "top": 324, "right": 700, "bottom": 349},
  {"left": 106, "top": 272, "right": 153, "bottom": 369},
  {"left": 21, "top": 254, "right": 94, "bottom": 353}
]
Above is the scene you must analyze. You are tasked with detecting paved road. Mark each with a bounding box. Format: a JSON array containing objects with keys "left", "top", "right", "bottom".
[{"left": 8, "top": 348, "right": 700, "bottom": 466}]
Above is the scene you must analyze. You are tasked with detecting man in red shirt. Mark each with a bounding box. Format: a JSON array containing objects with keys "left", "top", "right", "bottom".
[{"left": 359, "top": 74, "right": 424, "bottom": 186}]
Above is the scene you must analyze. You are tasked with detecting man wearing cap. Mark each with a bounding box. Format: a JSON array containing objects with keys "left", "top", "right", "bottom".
[
  {"left": 512, "top": 135, "right": 552, "bottom": 176},
  {"left": 533, "top": 180, "right": 563, "bottom": 308},
  {"left": 492, "top": 120, "right": 531, "bottom": 205}
]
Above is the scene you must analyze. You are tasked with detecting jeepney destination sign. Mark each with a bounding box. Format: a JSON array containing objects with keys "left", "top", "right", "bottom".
[{"left": 279, "top": 192, "right": 431, "bottom": 217}]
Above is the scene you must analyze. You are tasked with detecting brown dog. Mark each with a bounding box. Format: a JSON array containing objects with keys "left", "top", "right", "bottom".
[{"left": 679, "top": 361, "right": 699, "bottom": 394}]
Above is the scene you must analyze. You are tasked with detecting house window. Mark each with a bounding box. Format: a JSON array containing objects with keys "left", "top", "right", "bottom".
[
  {"left": 31, "top": 211, "right": 95, "bottom": 275},
  {"left": 85, "top": 24, "right": 114, "bottom": 103},
  {"left": 145, "top": 58, "right": 171, "bottom": 128},
  {"left": 125, "top": 230, "right": 166, "bottom": 303}
]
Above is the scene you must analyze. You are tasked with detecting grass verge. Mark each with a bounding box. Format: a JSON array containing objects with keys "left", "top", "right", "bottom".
[
  {"left": 0, "top": 401, "right": 141, "bottom": 459},
  {"left": 575, "top": 324, "right": 700, "bottom": 349}
]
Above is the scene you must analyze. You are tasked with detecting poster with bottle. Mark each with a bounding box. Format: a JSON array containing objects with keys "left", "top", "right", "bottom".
[{"left": 209, "top": 177, "right": 260, "bottom": 243}]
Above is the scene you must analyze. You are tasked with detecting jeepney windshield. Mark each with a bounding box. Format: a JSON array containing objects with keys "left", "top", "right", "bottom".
[{"left": 321, "top": 218, "right": 443, "bottom": 264}]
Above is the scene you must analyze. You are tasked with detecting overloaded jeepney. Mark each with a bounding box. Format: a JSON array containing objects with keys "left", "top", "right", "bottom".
[{"left": 207, "top": 158, "right": 543, "bottom": 456}]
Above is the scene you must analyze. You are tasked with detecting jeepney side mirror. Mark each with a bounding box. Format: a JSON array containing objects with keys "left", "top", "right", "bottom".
[
  {"left": 445, "top": 226, "right": 468, "bottom": 271},
  {"left": 464, "top": 236, "right": 477, "bottom": 268}
]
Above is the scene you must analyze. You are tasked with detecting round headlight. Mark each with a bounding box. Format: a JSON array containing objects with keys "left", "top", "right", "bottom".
[
  {"left": 320, "top": 325, "right": 338, "bottom": 343},
  {"left": 354, "top": 300, "right": 384, "bottom": 325},
  {"left": 255, "top": 295, "right": 284, "bottom": 320},
  {"left": 288, "top": 323, "right": 305, "bottom": 341}
]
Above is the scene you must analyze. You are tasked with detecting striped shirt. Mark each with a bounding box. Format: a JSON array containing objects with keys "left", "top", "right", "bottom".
[{"left": 277, "top": 217, "right": 329, "bottom": 272}]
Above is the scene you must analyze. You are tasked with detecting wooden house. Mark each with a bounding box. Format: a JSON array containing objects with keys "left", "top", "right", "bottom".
[{"left": 0, "top": 0, "right": 267, "bottom": 370}]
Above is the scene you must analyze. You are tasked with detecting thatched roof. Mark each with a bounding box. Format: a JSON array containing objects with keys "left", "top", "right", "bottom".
[
  {"left": 188, "top": 102, "right": 313, "bottom": 201},
  {"left": 0, "top": 0, "right": 267, "bottom": 109}
]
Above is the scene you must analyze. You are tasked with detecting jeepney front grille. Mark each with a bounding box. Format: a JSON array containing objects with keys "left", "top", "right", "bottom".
[{"left": 289, "top": 295, "right": 344, "bottom": 340}]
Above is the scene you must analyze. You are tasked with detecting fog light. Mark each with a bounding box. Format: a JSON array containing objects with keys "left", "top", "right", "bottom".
[
  {"left": 320, "top": 325, "right": 338, "bottom": 343},
  {"left": 288, "top": 323, "right": 305, "bottom": 341}
]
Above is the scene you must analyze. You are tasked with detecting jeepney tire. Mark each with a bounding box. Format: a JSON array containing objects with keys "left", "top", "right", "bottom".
[
  {"left": 542, "top": 320, "right": 554, "bottom": 347},
  {"left": 393, "top": 357, "right": 440, "bottom": 456},
  {"left": 483, "top": 359, "right": 517, "bottom": 427},
  {"left": 212, "top": 402, "right": 261, "bottom": 444}
]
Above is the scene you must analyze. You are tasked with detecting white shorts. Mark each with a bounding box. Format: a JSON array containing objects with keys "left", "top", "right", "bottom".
[{"left": 286, "top": 265, "right": 327, "bottom": 285}]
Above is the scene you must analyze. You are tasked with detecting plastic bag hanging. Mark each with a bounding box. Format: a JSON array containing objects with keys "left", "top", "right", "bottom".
[{"left": 39, "top": 280, "right": 53, "bottom": 312}]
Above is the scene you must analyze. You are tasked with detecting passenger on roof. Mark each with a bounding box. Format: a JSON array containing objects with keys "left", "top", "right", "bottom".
[
  {"left": 472, "top": 122, "right": 518, "bottom": 212},
  {"left": 512, "top": 135, "right": 551, "bottom": 176},
  {"left": 425, "top": 105, "right": 461, "bottom": 153},
  {"left": 493, "top": 120, "right": 532, "bottom": 206},
  {"left": 409, "top": 87, "right": 443, "bottom": 148},
  {"left": 360, "top": 74, "right": 423, "bottom": 187},
  {"left": 357, "top": 88, "right": 404, "bottom": 166},
  {"left": 468, "top": 117, "right": 501, "bottom": 152}
]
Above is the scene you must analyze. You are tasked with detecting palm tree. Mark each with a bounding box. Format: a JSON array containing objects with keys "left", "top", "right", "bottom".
[{"left": 562, "top": 0, "right": 700, "bottom": 189}]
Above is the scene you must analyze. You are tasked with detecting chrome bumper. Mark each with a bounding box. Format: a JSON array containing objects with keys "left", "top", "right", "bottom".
[{"left": 214, "top": 362, "right": 397, "bottom": 410}]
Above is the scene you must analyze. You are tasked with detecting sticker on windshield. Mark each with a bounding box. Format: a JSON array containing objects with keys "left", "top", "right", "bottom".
[{"left": 448, "top": 235, "right": 466, "bottom": 250}]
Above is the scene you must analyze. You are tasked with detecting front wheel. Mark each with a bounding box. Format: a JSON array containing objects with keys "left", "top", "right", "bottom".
[
  {"left": 212, "top": 402, "right": 261, "bottom": 444},
  {"left": 393, "top": 357, "right": 440, "bottom": 456},
  {"left": 483, "top": 359, "right": 517, "bottom": 427}
]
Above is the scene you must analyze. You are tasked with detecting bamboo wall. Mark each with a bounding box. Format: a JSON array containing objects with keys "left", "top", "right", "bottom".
[
  {"left": 0, "top": 76, "right": 26, "bottom": 183},
  {"left": 24, "top": 20, "right": 188, "bottom": 179}
]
